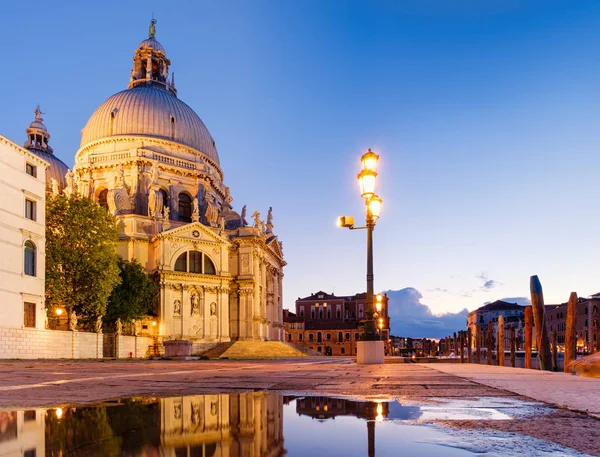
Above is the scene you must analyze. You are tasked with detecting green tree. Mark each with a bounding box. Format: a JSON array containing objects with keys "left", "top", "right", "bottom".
[
  {"left": 106, "top": 258, "right": 158, "bottom": 323},
  {"left": 46, "top": 194, "right": 121, "bottom": 322}
]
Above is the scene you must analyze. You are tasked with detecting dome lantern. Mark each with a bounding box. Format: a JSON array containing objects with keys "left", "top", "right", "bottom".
[
  {"left": 128, "top": 19, "right": 177, "bottom": 96},
  {"left": 24, "top": 106, "right": 53, "bottom": 154}
]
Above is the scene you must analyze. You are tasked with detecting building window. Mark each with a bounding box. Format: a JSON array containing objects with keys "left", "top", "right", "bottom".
[
  {"left": 341, "top": 347, "right": 345, "bottom": 355},
  {"left": 338, "top": 332, "right": 343, "bottom": 342},
  {"left": 26, "top": 163, "right": 37, "bottom": 177},
  {"left": 178, "top": 193, "right": 192, "bottom": 222},
  {"left": 337, "top": 310, "right": 341, "bottom": 318},
  {"left": 24, "top": 410, "right": 36, "bottom": 421},
  {"left": 24, "top": 302, "right": 35, "bottom": 327},
  {"left": 355, "top": 333, "right": 360, "bottom": 340},
  {"left": 25, "top": 199, "right": 36, "bottom": 221},
  {"left": 174, "top": 251, "right": 216, "bottom": 274},
  {"left": 345, "top": 333, "right": 350, "bottom": 340},
  {"left": 24, "top": 241, "right": 36, "bottom": 276},
  {"left": 299, "top": 333, "right": 303, "bottom": 341},
  {"left": 317, "top": 332, "right": 322, "bottom": 343},
  {"left": 309, "top": 334, "right": 313, "bottom": 341},
  {"left": 326, "top": 333, "right": 331, "bottom": 341},
  {"left": 160, "top": 189, "right": 169, "bottom": 212},
  {"left": 319, "top": 309, "right": 323, "bottom": 319},
  {"left": 98, "top": 189, "right": 108, "bottom": 209},
  {"left": 300, "top": 309, "right": 304, "bottom": 318},
  {"left": 288, "top": 334, "right": 292, "bottom": 342},
  {"left": 317, "top": 346, "right": 322, "bottom": 352}
]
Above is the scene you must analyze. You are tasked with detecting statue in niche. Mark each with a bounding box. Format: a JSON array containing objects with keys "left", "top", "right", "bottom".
[
  {"left": 174, "top": 403, "right": 182, "bottom": 420},
  {"left": 64, "top": 169, "right": 75, "bottom": 197},
  {"left": 150, "top": 162, "right": 159, "bottom": 186},
  {"left": 163, "top": 206, "right": 171, "bottom": 230},
  {"left": 51, "top": 178, "right": 60, "bottom": 197},
  {"left": 69, "top": 310, "right": 78, "bottom": 331},
  {"left": 94, "top": 316, "right": 103, "bottom": 333},
  {"left": 173, "top": 299, "right": 181, "bottom": 316},
  {"left": 210, "top": 401, "right": 218, "bottom": 416},
  {"left": 218, "top": 216, "right": 225, "bottom": 232},
  {"left": 191, "top": 402, "right": 202, "bottom": 426},
  {"left": 204, "top": 193, "right": 219, "bottom": 226},
  {"left": 116, "top": 318, "right": 123, "bottom": 335},
  {"left": 241, "top": 205, "right": 248, "bottom": 226},
  {"left": 210, "top": 302, "right": 217, "bottom": 316},
  {"left": 191, "top": 294, "right": 200, "bottom": 316}
]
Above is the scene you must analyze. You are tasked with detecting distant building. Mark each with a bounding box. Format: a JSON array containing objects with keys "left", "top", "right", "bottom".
[{"left": 283, "top": 291, "right": 391, "bottom": 356}]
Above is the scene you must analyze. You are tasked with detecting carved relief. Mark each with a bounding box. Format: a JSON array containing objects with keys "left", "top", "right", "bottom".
[
  {"left": 173, "top": 299, "right": 181, "bottom": 316},
  {"left": 191, "top": 293, "right": 201, "bottom": 316}
]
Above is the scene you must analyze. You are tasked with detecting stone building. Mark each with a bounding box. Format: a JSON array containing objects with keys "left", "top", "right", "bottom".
[
  {"left": 67, "top": 22, "right": 285, "bottom": 347},
  {"left": 284, "top": 291, "right": 391, "bottom": 356},
  {"left": 0, "top": 134, "right": 48, "bottom": 330}
]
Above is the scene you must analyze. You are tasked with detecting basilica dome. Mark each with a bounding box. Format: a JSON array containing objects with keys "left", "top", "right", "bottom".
[
  {"left": 79, "top": 23, "right": 219, "bottom": 166},
  {"left": 80, "top": 86, "right": 219, "bottom": 164}
]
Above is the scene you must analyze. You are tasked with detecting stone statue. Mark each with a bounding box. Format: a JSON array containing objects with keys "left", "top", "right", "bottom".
[
  {"left": 204, "top": 193, "right": 219, "bottom": 226},
  {"left": 94, "top": 316, "right": 103, "bottom": 334},
  {"left": 108, "top": 164, "right": 132, "bottom": 215},
  {"left": 218, "top": 217, "right": 225, "bottom": 231},
  {"left": 163, "top": 206, "right": 170, "bottom": 221},
  {"left": 132, "top": 319, "right": 138, "bottom": 336},
  {"left": 192, "top": 197, "right": 200, "bottom": 222},
  {"left": 210, "top": 302, "right": 217, "bottom": 316},
  {"left": 69, "top": 310, "right": 78, "bottom": 331},
  {"left": 252, "top": 211, "right": 264, "bottom": 232},
  {"left": 64, "top": 169, "right": 75, "bottom": 197},
  {"left": 149, "top": 18, "right": 157, "bottom": 39},
  {"left": 116, "top": 318, "right": 123, "bottom": 335},
  {"left": 191, "top": 294, "right": 200, "bottom": 315},
  {"left": 150, "top": 162, "right": 159, "bottom": 186},
  {"left": 173, "top": 299, "right": 181, "bottom": 316},
  {"left": 241, "top": 205, "right": 248, "bottom": 226},
  {"left": 266, "top": 207, "right": 274, "bottom": 234},
  {"left": 51, "top": 178, "right": 60, "bottom": 197}
]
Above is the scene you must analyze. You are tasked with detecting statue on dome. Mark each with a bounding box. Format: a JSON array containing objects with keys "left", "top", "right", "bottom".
[{"left": 149, "top": 18, "right": 157, "bottom": 39}]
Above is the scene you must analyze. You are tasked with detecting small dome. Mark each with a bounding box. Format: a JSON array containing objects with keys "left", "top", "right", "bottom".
[
  {"left": 28, "top": 120, "right": 47, "bottom": 132},
  {"left": 80, "top": 86, "right": 219, "bottom": 164},
  {"left": 137, "top": 37, "right": 165, "bottom": 54},
  {"left": 37, "top": 150, "right": 70, "bottom": 192}
]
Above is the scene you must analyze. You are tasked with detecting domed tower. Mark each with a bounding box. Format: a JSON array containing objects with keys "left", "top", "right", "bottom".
[
  {"left": 73, "top": 21, "right": 286, "bottom": 345},
  {"left": 23, "top": 106, "right": 69, "bottom": 191}
]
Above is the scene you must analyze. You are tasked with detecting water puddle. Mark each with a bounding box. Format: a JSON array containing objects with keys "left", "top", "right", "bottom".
[{"left": 0, "top": 393, "right": 591, "bottom": 456}]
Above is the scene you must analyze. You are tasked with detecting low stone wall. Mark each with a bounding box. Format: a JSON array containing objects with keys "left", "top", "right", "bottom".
[
  {"left": 0, "top": 326, "right": 102, "bottom": 359},
  {"left": 115, "top": 335, "right": 156, "bottom": 359}
]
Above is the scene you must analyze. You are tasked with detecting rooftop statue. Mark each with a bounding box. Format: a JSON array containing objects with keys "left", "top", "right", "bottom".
[{"left": 149, "top": 18, "right": 157, "bottom": 39}]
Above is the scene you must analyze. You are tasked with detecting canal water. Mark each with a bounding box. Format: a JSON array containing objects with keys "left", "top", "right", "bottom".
[{"left": 0, "top": 393, "right": 591, "bottom": 457}]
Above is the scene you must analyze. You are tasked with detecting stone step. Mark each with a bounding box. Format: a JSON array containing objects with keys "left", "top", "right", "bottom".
[
  {"left": 199, "top": 342, "right": 236, "bottom": 359},
  {"left": 217, "top": 341, "right": 321, "bottom": 360}
]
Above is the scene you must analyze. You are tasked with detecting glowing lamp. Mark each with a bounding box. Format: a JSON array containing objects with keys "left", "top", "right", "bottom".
[
  {"left": 361, "top": 149, "right": 380, "bottom": 172},
  {"left": 368, "top": 196, "right": 382, "bottom": 220},
  {"left": 55, "top": 408, "right": 63, "bottom": 419},
  {"left": 151, "top": 321, "right": 157, "bottom": 327},
  {"left": 358, "top": 169, "right": 377, "bottom": 199},
  {"left": 375, "top": 301, "right": 382, "bottom": 313},
  {"left": 55, "top": 308, "right": 63, "bottom": 316}
]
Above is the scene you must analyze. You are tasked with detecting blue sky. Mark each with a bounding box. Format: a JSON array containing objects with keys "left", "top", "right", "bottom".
[{"left": 2, "top": 1, "right": 600, "bottom": 324}]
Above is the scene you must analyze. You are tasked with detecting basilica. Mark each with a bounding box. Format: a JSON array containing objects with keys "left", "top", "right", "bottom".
[{"left": 22, "top": 21, "right": 286, "bottom": 347}]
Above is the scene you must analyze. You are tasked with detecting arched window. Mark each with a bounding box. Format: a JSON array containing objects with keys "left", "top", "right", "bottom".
[
  {"left": 173, "top": 251, "right": 217, "bottom": 275},
  {"left": 98, "top": 189, "right": 108, "bottom": 210},
  {"left": 24, "top": 241, "right": 36, "bottom": 276},
  {"left": 170, "top": 116, "right": 176, "bottom": 139},
  {"left": 178, "top": 193, "right": 192, "bottom": 222}
]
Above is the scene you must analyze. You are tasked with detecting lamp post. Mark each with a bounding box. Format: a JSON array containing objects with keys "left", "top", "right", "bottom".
[{"left": 337, "top": 149, "right": 384, "bottom": 364}]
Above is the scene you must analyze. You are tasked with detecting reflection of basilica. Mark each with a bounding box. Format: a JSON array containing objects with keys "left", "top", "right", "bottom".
[
  {"left": 290, "top": 396, "right": 389, "bottom": 421},
  {"left": 0, "top": 393, "right": 284, "bottom": 457}
]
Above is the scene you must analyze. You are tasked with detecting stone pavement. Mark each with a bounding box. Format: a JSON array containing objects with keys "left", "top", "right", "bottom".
[{"left": 0, "top": 358, "right": 599, "bottom": 455}]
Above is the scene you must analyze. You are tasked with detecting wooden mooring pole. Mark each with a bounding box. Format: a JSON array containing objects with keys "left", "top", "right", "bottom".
[
  {"left": 530, "top": 275, "right": 552, "bottom": 371},
  {"left": 459, "top": 331, "right": 465, "bottom": 363},
  {"left": 498, "top": 314, "right": 505, "bottom": 367},
  {"left": 524, "top": 306, "right": 532, "bottom": 369},
  {"left": 551, "top": 331, "right": 558, "bottom": 372},
  {"left": 467, "top": 327, "right": 472, "bottom": 363},
  {"left": 564, "top": 292, "right": 578, "bottom": 373},
  {"left": 510, "top": 327, "right": 516, "bottom": 368},
  {"left": 487, "top": 322, "right": 493, "bottom": 365},
  {"left": 475, "top": 327, "right": 481, "bottom": 364}
]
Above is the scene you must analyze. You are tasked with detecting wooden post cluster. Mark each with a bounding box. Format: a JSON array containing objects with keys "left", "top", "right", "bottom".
[
  {"left": 487, "top": 321, "right": 493, "bottom": 365},
  {"left": 530, "top": 275, "right": 552, "bottom": 371}
]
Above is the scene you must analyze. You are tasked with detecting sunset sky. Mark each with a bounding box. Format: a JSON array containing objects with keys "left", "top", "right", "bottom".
[{"left": 2, "top": 1, "right": 600, "bottom": 324}]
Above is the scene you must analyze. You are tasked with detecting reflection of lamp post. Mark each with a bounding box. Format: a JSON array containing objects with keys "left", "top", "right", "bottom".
[{"left": 337, "top": 149, "right": 384, "bottom": 364}]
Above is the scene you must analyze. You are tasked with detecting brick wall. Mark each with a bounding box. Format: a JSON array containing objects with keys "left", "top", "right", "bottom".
[{"left": 0, "top": 326, "right": 102, "bottom": 359}]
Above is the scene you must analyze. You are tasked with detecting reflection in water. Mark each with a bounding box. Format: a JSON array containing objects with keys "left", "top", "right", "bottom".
[{"left": 0, "top": 393, "right": 569, "bottom": 457}]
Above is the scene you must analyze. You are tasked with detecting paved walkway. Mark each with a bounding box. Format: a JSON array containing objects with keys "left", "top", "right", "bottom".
[{"left": 0, "top": 359, "right": 598, "bottom": 455}]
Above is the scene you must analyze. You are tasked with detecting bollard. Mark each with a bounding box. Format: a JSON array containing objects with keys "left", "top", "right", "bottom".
[
  {"left": 510, "top": 327, "right": 516, "bottom": 368},
  {"left": 564, "top": 292, "right": 578, "bottom": 372},
  {"left": 530, "top": 275, "right": 552, "bottom": 371}
]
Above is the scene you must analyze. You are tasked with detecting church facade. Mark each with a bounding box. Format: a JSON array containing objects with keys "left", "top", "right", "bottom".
[{"left": 60, "top": 22, "right": 286, "bottom": 345}]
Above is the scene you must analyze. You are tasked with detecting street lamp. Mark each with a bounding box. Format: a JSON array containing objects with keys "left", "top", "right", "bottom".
[{"left": 337, "top": 149, "right": 384, "bottom": 364}]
